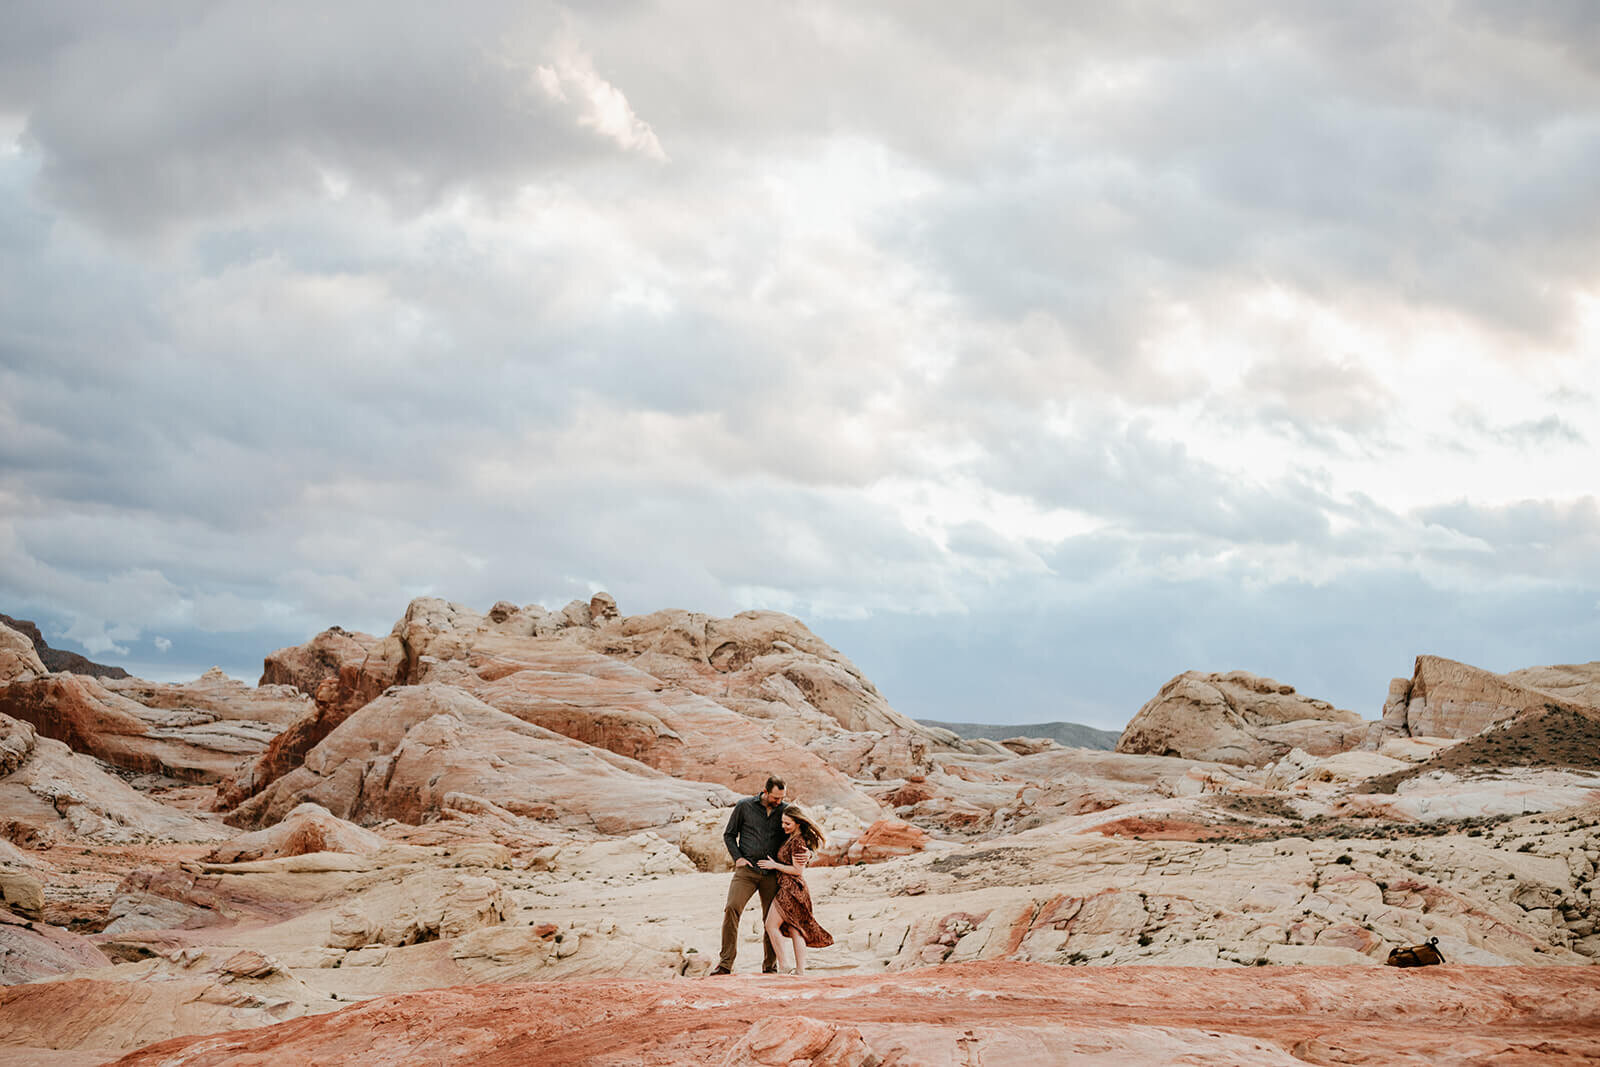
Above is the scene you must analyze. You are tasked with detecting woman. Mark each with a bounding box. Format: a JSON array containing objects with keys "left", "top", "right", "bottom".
[{"left": 757, "top": 806, "right": 833, "bottom": 975}]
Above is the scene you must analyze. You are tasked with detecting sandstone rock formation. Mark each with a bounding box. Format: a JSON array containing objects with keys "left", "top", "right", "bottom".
[
  {"left": 0, "top": 671, "right": 293, "bottom": 783},
  {"left": 0, "top": 624, "right": 47, "bottom": 685},
  {"left": 1507, "top": 660, "right": 1600, "bottom": 707},
  {"left": 1382, "top": 654, "right": 1597, "bottom": 739},
  {"left": 225, "top": 596, "right": 912, "bottom": 822},
  {"left": 325, "top": 871, "right": 507, "bottom": 949},
  {"left": 2, "top": 597, "right": 1597, "bottom": 1066},
  {"left": 0, "top": 712, "right": 36, "bottom": 778},
  {"left": 0, "top": 868, "right": 43, "bottom": 920},
  {"left": 224, "top": 627, "right": 406, "bottom": 809},
  {"left": 226, "top": 683, "right": 738, "bottom": 833},
  {"left": 105, "top": 963, "right": 1600, "bottom": 1066},
  {"left": 0, "top": 964, "right": 337, "bottom": 1059},
  {"left": 837, "top": 818, "right": 930, "bottom": 864},
  {"left": 1263, "top": 746, "right": 1409, "bottom": 790},
  {"left": 1356, "top": 699, "right": 1600, "bottom": 811},
  {"left": 469, "top": 654, "right": 882, "bottom": 819},
  {"left": 0, "top": 713, "right": 226, "bottom": 846},
  {"left": 258, "top": 626, "right": 381, "bottom": 695},
  {"left": 205, "top": 803, "right": 387, "bottom": 864},
  {"left": 105, "top": 669, "right": 310, "bottom": 730},
  {"left": 1117, "top": 670, "right": 1366, "bottom": 765},
  {"left": 563, "top": 605, "right": 963, "bottom": 750},
  {"left": 580, "top": 614, "right": 888, "bottom": 733},
  {"left": 0, "top": 909, "right": 109, "bottom": 985}
]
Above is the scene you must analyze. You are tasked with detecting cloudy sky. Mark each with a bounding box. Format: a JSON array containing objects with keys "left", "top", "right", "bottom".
[{"left": 2, "top": 2, "right": 1597, "bottom": 731}]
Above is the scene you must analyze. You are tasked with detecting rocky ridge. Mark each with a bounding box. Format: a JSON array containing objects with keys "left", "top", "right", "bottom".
[
  {"left": 918, "top": 718, "right": 1121, "bottom": 751},
  {"left": 0, "top": 607, "right": 1595, "bottom": 1065}
]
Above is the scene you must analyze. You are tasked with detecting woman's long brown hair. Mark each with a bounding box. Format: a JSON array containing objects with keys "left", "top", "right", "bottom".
[{"left": 784, "top": 805, "right": 825, "bottom": 850}]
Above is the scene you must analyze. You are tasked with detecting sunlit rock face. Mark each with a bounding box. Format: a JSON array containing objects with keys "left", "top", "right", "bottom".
[
  {"left": 453, "top": 596, "right": 975, "bottom": 762},
  {"left": 223, "top": 595, "right": 926, "bottom": 822},
  {"left": 1115, "top": 669, "right": 1366, "bottom": 766},
  {"left": 1505, "top": 661, "right": 1600, "bottom": 707},
  {"left": 569, "top": 607, "right": 939, "bottom": 738},
  {"left": 469, "top": 663, "right": 882, "bottom": 820},
  {"left": 225, "top": 682, "right": 738, "bottom": 833},
  {"left": 0, "top": 624, "right": 47, "bottom": 684},
  {"left": 1384, "top": 655, "right": 1600, "bottom": 739}
]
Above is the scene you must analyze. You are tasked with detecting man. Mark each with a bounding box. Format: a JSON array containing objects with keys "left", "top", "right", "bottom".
[{"left": 709, "top": 775, "right": 787, "bottom": 975}]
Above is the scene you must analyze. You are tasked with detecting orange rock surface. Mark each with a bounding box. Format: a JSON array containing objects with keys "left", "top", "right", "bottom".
[{"left": 104, "top": 962, "right": 1600, "bottom": 1066}]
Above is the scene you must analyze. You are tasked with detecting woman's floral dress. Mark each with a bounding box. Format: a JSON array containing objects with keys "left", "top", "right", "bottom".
[{"left": 773, "top": 832, "right": 833, "bottom": 948}]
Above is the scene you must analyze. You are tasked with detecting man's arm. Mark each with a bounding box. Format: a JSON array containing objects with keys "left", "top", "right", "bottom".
[{"left": 723, "top": 803, "right": 744, "bottom": 864}]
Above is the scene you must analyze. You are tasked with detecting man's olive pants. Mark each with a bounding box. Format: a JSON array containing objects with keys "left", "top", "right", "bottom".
[{"left": 719, "top": 864, "right": 778, "bottom": 971}]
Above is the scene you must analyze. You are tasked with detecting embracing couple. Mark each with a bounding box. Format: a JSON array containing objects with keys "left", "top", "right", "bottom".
[{"left": 709, "top": 775, "right": 834, "bottom": 976}]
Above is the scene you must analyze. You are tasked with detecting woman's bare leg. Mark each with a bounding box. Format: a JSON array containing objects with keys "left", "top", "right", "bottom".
[
  {"left": 791, "top": 935, "right": 807, "bottom": 976},
  {"left": 764, "top": 905, "right": 791, "bottom": 971}
]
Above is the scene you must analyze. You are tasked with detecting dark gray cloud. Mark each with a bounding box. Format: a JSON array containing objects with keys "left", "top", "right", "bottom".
[{"left": 5, "top": 2, "right": 661, "bottom": 238}]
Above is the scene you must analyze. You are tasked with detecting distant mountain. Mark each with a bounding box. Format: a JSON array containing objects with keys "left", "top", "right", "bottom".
[
  {"left": 0, "top": 612, "right": 130, "bottom": 679},
  {"left": 916, "top": 718, "right": 1121, "bottom": 750}
]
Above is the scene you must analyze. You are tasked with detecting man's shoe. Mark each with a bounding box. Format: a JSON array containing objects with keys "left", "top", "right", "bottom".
[
  {"left": 761, "top": 966, "right": 778, "bottom": 974},
  {"left": 708, "top": 966, "right": 732, "bottom": 976}
]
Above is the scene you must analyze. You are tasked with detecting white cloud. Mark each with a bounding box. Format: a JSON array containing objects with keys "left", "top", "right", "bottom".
[
  {"left": 533, "top": 46, "right": 667, "bottom": 161},
  {"left": 61, "top": 616, "right": 138, "bottom": 657},
  {"left": 1, "top": 2, "right": 1597, "bottom": 724}
]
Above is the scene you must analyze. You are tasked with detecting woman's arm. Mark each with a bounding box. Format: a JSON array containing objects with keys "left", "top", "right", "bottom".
[
  {"left": 758, "top": 848, "right": 810, "bottom": 876},
  {"left": 779, "top": 846, "right": 811, "bottom": 876}
]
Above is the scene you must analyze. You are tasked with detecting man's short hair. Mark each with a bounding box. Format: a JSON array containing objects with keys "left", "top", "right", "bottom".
[{"left": 764, "top": 775, "right": 786, "bottom": 792}]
